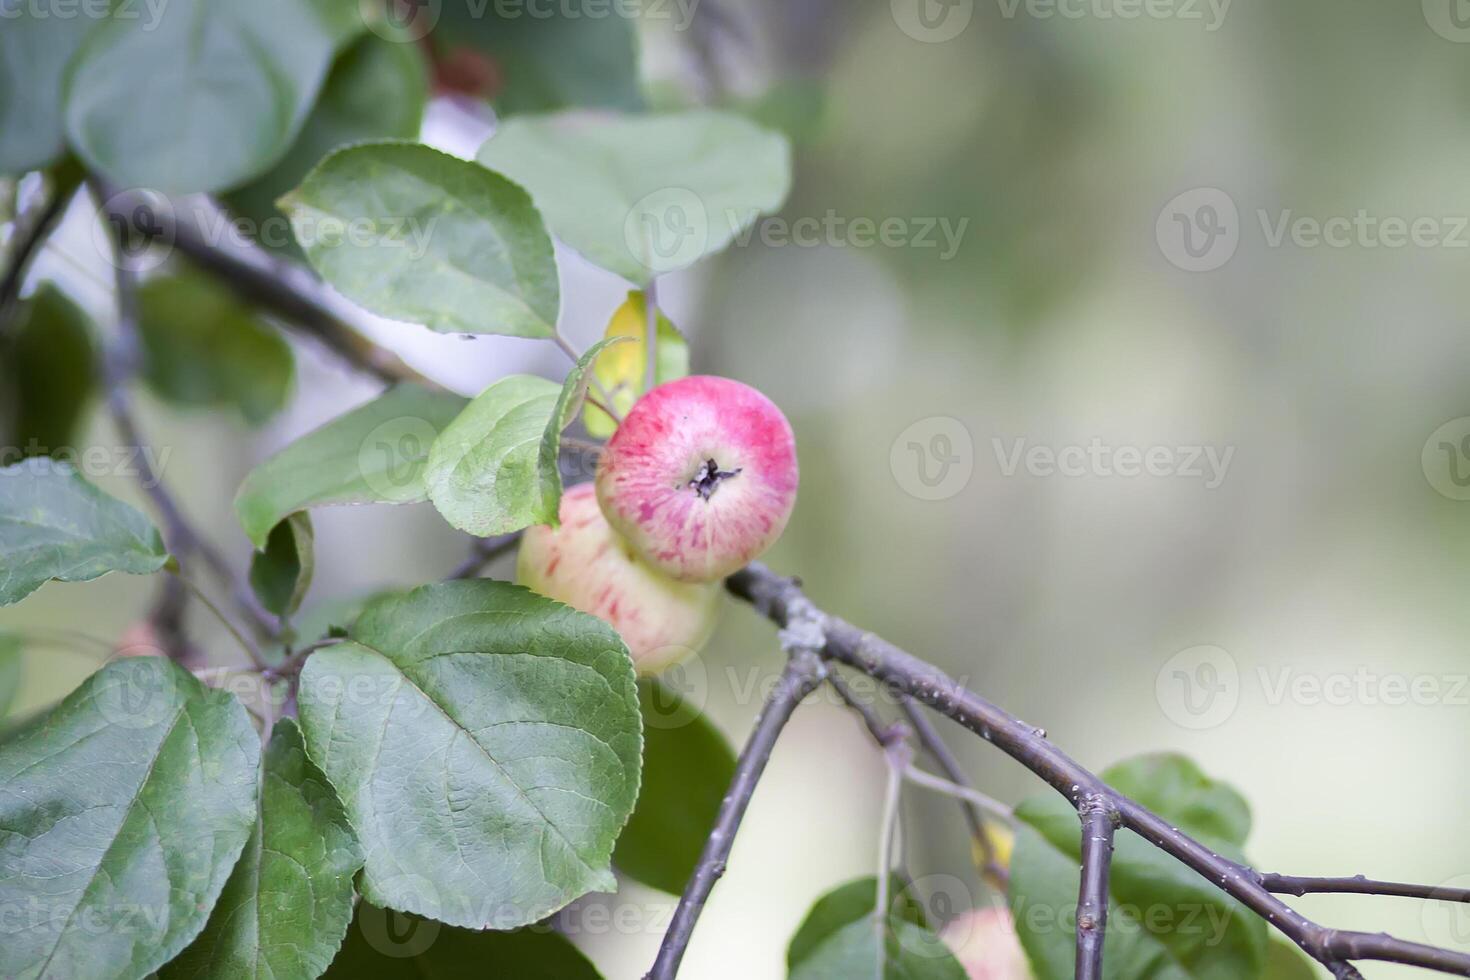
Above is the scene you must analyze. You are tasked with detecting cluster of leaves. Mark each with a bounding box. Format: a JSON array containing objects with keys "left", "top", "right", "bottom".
[{"left": 0, "top": 3, "right": 1319, "bottom": 978}]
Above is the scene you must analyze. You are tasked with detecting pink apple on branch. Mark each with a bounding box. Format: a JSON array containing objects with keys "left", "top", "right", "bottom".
[
  {"left": 517, "top": 483, "right": 721, "bottom": 675},
  {"left": 595, "top": 376, "right": 799, "bottom": 582}
]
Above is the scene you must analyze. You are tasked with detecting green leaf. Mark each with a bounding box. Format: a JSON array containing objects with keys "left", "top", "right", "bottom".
[
  {"left": 581, "top": 290, "right": 689, "bottom": 438},
  {"left": 279, "top": 141, "right": 560, "bottom": 337},
  {"left": 233, "top": 384, "right": 468, "bottom": 549},
  {"left": 424, "top": 374, "right": 559, "bottom": 535},
  {"left": 160, "top": 718, "right": 363, "bottom": 980},
  {"left": 434, "top": 0, "right": 641, "bottom": 115},
  {"left": 137, "top": 270, "right": 294, "bottom": 426},
  {"left": 1009, "top": 753, "right": 1268, "bottom": 980},
  {"left": 224, "top": 30, "right": 428, "bottom": 259},
  {"left": 62, "top": 0, "right": 358, "bottom": 193},
  {"left": 1263, "top": 939, "right": 1319, "bottom": 980},
  {"left": 248, "top": 512, "right": 315, "bottom": 621},
  {"left": 0, "top": 657, "right": 260, "bottom": 980},
  {"left": 297, "top": 580, "right": 642, "bottom": 929},
  {"left": 0, "top": 631, "right": 22, "bottom": 719},
  {"left": 325, "top": 906, "right": 603, "bottom": 978},
  {"left": 0, "top": 7, "right": 91, "bottom": 174},
  {"left": 613, "top": 679, "right": 734, "bottom": 895},
  {"left": 0, "top": 456, "right": 169, "bottom": 605},
  {"left": 476, "top": 110, "right": 792, "bottom": 284},
  {"left": 1, "top": 282, "right": 97, "bottom": 456},
  {"left": 787, "top": 876, "right": 965, "bottom": 980}
]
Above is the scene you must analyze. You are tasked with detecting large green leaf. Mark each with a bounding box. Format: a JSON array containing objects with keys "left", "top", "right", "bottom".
[
  {"left": 0, "top": 456, "right": 169, "bottom": 605},
  {"left": 225, "top": 30, "right": 428, "bottom": 259},
  {"left": 1, "top": 282, "right": 97, "bottom": 456},
  {"left": 787, "top": 876, "right": 966, "bottom": 980},
  {"left": 581, "top": 290, "right": 688, "bottom": 438},
  {"left": 161, "top": 718, "right": 363, "bottom": 980},
  {"left": 62, "top": 0, "right": 357, "bottom": 193},
  {"left": 233, "top": 384, "right": 468, "bottom": 548},
  {"left": 424, "top": 374, "right": 557, "bottom": 535},
  {"left": 427, "top": 341, "right": 622, "bottom": 535},
  {"left": 434, "top": 0, "right": 642, "bottom": 115},
  {"left": 1263, "top": 939, "right": 1319, "bottom": 980},
  {"left": 0, "top": 657, "right": 260, "bottom": 980},
  {"left": 614, "top": 679, "right": 734, "bottom": 895},
  {"left": 248, "top": 512, "right": 315, "bottom": 621},
  {"left": 325, "top": 906, "right": 603, "bottom": 978},
  {"left": 476, "top": 110, "right": 792, "bottom": 284},
  {"left": 279, "top": 141, "right": 560, "bottom": 337},
  {"left": 1009, "top": 754, "right": 1268, "bottom": 980},
  {"left": 0, "top": 7, "right": 91, "bottom": 174},
  {"left": 297, "top": 581, "right": 642, "bottom": 929},
  {"left": 137, "top": 270, "right": 294, "bottom": 426}
]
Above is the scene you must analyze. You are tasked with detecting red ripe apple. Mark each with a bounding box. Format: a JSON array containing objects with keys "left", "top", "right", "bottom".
[
  {"left": 517, "top": 483, "right": 721, "bottom": 675},
  {"left": 595, "top": 376, "right": 798, "bottom": 582}
]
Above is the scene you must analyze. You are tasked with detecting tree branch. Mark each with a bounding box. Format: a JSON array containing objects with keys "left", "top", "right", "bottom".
[
  {"left": 1259, "top": 873, "right": 1470, "bottom": 903},
  {"left": 448, "top": 533, "right": 524, "bottom": 579},
  {"left": 98, "top": 187, "right": 441, "bottom": 391},
  {"left": 898, "top": 695, "right": 1008, "bottom": 886},
  {"left": 1076, "top": 794, "right": 1118, "bottom": 980},
  {"left": 0, "top": 180, "right": 73, "bottom": 330},
  {"left": 646, "top": 645, "right": 827, "bottom": 980},
  {"left": 724, "top": 562, "right": 1470, "bottom": 979}
]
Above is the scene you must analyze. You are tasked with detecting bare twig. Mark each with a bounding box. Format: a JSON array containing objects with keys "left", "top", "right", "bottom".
[
  {"left": 1259, "top": 873, "right": 1470, "bottom": 903},
  {"left": 448, "top": 533, "right": 524, "bottom": 579},
  {"left": 898, "top": 695, "right": 1008, "bottom": 886},
  {"left": 1076, "top": 794, "right": 1118, "bottom": 980},
  {"left": 828, "top": 670, "right": 906, "bottom": 747},
  {"left": 644, "top": 278, "right": 659, "bottom": 393},
  {"left": 874, "top": 737, "right": 912, "bottom": 980},
  {"left": 901, "top": 766, "right": 1012, "bottom": 823},
  {"left": 646, "top": 646, "right": 827, "bottom": 980},
  {"left": 1, "top": 181, "right": 73, "bottom": 331},
  {"left": 724, "top": 562, "right": 1470, "bottom": 979},
  {"left": 98, "top": 187, "right": 440, "bottom": 390}
]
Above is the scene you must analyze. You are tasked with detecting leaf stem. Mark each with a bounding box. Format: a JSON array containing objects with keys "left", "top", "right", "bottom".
[
  {"left": 644, "top": 278, "right": 660, "bottom": 393},
  {"left": 168, "top": 568, "right": 265, "bottom": 669}
]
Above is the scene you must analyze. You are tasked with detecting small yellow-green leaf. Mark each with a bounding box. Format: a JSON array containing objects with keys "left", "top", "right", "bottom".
[{"left": 581, "top": 291, "right": 689, "bottom": 438}]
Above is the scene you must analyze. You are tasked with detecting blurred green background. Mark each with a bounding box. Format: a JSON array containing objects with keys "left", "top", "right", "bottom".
[{"left": 6, "top": 0, "right": 1470, "bottom": 977}]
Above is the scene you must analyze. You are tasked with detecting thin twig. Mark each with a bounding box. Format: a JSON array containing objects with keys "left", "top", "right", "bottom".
[
  {"left": 723, "top": 562, "right": 1470, "bottom": 979},
  {"left": 168, "top": 568, "right": 265, "bottom": 668},
  {"left": 1, "top": 181, "right": 73, "bottom": 331},
  {"left": 901, "top": 766, "right": 1013, "bottom": 823},
  {"left": 874, "top": 738, "right": 911, "bottom": 980},
  {"left": 828, "top": 670, "right": 906, "bottom": 747},
  {"left": 1259, "top": 873, "right": 1470, "bottom": 903},
  {"left": 899, "top": 695, "right": 1008, "bottom": 886},
  {"left": 646, "top": 646, "right": 827, "bottom": 980},
  {"left": 643, "top": 278, "right": 659, "bottom": 393},
  {"left": 1076, "top": 794, "right": 1118, "bottom": 980},
  {"left": 448, "top": 533, "right": 524, "bottom": 579},
  {"left": 98, "top": 186, "right": 440, "bottom": 390}
]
